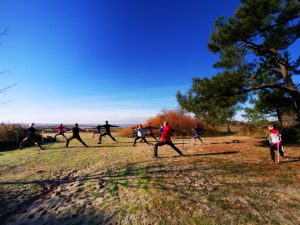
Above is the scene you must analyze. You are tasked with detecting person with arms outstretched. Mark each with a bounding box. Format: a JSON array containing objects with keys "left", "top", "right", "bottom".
[
  {"left": 93, "top": 124, "right": 102, "bottom": 138},
  {"left": 98, "top": 121, "right": 119, "bottom": 144},
  {"left": 144, "top": 122, "right": 159, "bottom": 142},
  {"left": 66, "top": 123, "right": 88, "bottom": 148},
  {"left": 20, "top": 123, "right": 44, "bottom": 150},
  {"left": 153, "top": 121, "right": 183, "bottom": 158},
  {"left": 193, "top": 124, "right": 205, "bottom": 145},
  {"left": 54, "top": 123, "right": 67, "bottom": 141},
  {"left": 133, "top": 124, "right": 149, "bottom": 146}
]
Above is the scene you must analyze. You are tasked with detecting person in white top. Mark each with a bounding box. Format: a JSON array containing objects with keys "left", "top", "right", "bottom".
[
  {"left": 268, "top": 124, "right": 287, "bottom": 163},
  {"left": 133, "top": 124, "right": 149, "bottom": 146}
]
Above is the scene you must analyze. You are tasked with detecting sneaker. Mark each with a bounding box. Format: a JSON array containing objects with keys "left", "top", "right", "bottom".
[{"left": 97, "top": 142, "right": 101, "bottom": 144}]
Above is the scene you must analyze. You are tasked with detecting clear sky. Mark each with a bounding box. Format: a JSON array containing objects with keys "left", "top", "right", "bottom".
[{"left": 2, "top": 0, "right": 294, "bottom": 124}]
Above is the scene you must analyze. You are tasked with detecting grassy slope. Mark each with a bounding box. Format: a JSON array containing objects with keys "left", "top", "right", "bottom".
[{"left": 0, "top": 134, "right": 300, "bottom": 225}]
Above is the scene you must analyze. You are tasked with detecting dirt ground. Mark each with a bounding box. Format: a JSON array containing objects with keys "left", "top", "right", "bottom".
[{"left": 0, "top": 134, "right": 299, "bottom": 225}]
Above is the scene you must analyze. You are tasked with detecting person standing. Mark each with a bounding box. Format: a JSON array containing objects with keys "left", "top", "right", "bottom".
[
  {"left": 133, "top": 124, "right": 149, "bottom": 146},
  {"left": 193, "top": 124, "right": 205, "bottom": 145},
  {"left": 54, "top": 124, "right": 67, "bottom": 141},
  {"left": 268, "top": 124, "right": 287, "bottom": 163},
  {"left": 93, "top": 124, "right": 102, "bottom": 138},
  {"left": 153, "top": 121, "right": 183, "bottom": 158},
  {"left": 97, "top": 121, "right": 119, "bottom": 144},
  {"left": 66, "top": 123, "right": 88, "bottom": 148},
  {"left": 20, "top": 123, "right": 44, "bottom": 150}
]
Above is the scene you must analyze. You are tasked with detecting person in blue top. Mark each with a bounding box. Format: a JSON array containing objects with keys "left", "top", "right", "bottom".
[
  {"left": 193, "top": 124, "right": 205, "bottom": 145},
  {"left": 97, "top": 121, "right": 119, "bottom": 144},
  {"left": 93, "top": 124, "right": 102, "bottom": 138}
]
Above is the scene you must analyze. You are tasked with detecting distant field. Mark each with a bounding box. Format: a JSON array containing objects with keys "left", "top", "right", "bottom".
[{"left": 0, "top": 134, "right": 300, "bottom": 225}]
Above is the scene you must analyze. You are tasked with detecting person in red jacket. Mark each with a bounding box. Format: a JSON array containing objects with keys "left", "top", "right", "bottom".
[
  {"left": 153, "top": 121, "right": 183, "bottom": 158},
  {"left": 54, "top": 124, "right": 67, "bottom": 141},
  {"left": 268, "top": 124, "right": 287, "bottom": 163}
]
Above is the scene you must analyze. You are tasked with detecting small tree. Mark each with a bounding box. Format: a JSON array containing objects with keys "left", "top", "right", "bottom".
[{"left": 177, "top": 70, "right": 247, "bottom": 132}]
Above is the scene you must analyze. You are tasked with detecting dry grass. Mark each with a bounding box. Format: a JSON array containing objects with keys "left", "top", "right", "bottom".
[{"left": 0, "top": 133, "right": 299, "bottom": 225}]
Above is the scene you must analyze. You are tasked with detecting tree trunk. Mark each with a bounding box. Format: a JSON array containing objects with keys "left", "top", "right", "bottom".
[
  {"left": 226, "top": 121, "right": 231, "bottom": 133},
  {"left": 276, "top": 107, "right": 283, "bottom": 126},
  {"left": 290, "top": 92, "right": 300, "bottom": 125}
]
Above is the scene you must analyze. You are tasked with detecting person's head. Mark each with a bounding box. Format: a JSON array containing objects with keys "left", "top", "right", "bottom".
[
  {"left": 105, "top": 121, "right": 108, "bottom": 124},
  {"left": 268, "top": 124, "right": 274, "bottom": 130},
  {"left": 196, "top": 123, "right": 200, "bottom": 127},
  {"left": 163, "top": 121, "right": 168, "bottom": 126},
  {"left": 75, "top": 123, "right": 78, "bottom": 127},
  {"left": 140, "top": 124, "right": 143, "bottom": 128},
  {"left": 29, "top": 123, "right": 35, "bottom": 127},
  {"left": 60, "top": 123, "right": 63, "bottom": 126},
  {"left": 148, "top": 122, "right": 151, "bottom": 125}
]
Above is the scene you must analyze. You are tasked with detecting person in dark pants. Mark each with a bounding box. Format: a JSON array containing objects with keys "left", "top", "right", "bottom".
[
  {"left": 144, "top": 122, "right": 159, "bottom": 142},
  {"left": 97, "top": 121, "right": 119, "bottom": 144},
  {"left": 133, "top": 124, "right": 149, "bottom": 146},
  {"left": 66, "top": 123, "right": 88, "bottom": 148},
  {"left": 54, "top": 124, "right": 67, "bottom": 141},
  {"left": 20, "top": 123, "right": 44, "bottom": 150},
  {"left": 93, "top": 124, "right": 102, "bottom": 138},
  {"left": 153, "top": 121, "right": 183, "bottom": 158},
  {"left": 268, "top": 124, "right": 287, "bottom": 163},
  {"left": 193, "top": 124, "right": 205, "bottom": 145}
]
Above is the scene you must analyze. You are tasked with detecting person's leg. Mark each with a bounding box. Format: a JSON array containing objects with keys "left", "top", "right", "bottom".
[
  {"left": 20, "top": 136, "right": 30, "bottom": 149},
  {"left": 142, "top": 137, "right": 149, "bottom": 145},
  {"left": 153, "top": 141, "right": 166, "bottom": 157},
  {"left": 193, "top": 137, "right": 196, "bottom": 145},
  {"left": 279, "top": 144, "right": 286, "bottom": 157},
  {"left": 33, "top": 139, "right": 44, "bottom": 150},
  {"left": 270, "top": 146, "right": 275, "bottom": 162},
  {"left": 166, "top": 141, "right": 183, "bottom": 156},
  {"left": 61, "top": 133, "right": 67, "bottom": 141},
  {"left": 54, "top": 133, "right": 59, "bottom": 141},
  {"left": 98, "top": 133, "right": 106, "bottom": 144},
  {"left": 198, "top": 136, "right": 204, "bottom": 144},
  {"left": 66, "top": 136, "right": 74, "bottom": 147},
  {"left": 151, "top": 133, "right": 159, "bottom": 142},
  {"left": 108, "top": 133, "right": 117, "bottom": 142},
  {"left": 133, "top": 137, "right": 140, "bottom": 146},
  {"left": 76, "top": 136, "right": 88, "bottom": 147}
]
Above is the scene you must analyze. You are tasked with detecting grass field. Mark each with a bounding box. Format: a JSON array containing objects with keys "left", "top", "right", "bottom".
[{"left": 0, "top": 133, "right": 300, "bottom": 225}]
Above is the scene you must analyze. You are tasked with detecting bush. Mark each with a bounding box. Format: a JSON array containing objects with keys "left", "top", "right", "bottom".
[
  {"left": 0, "top": 123, "right": 24, "bottom": 148},
  {"left": 281, "top": 126, "right": 300, "bottom": 144}
]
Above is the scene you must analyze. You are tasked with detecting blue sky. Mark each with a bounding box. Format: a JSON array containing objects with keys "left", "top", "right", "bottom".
[{"left": 1, "top": 0, "right": 297, "bottom": 124}]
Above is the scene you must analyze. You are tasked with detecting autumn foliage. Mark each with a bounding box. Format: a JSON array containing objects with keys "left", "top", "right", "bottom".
[
  {"left": 147, "top": 109, "right": 201, "bottom": 136},
  {"left": 118, "top": 109, "right": 203, "bottom": 137}
]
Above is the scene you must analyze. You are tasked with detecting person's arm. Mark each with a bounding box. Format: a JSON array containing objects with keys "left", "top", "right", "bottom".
[{"left": 109, "top": 125, "right": 119, "bottom": 127}]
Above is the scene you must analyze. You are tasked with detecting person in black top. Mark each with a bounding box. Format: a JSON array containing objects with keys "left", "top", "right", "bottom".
[
  {"left": 66, "top": 123, "right": 88, "bottom": 148},
  {"left": 97, "top": 121, "right": 119, "bottom": 144},
  {"left": 144, "top": 122, "right": 159, "bottom": 142},
  {"left": 93, "top": 124, "right": 102, "bottom": 138},
  {"left": 20, "top": 123, "right": 44, "bottom": 150}
]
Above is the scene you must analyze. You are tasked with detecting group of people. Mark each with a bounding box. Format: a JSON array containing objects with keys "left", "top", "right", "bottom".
[{"left": 18, "top": 121, "right": 287, "bottom": 162}]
